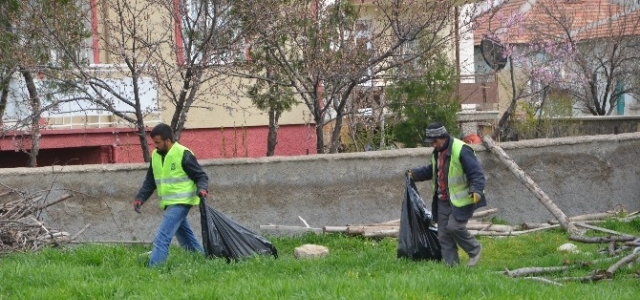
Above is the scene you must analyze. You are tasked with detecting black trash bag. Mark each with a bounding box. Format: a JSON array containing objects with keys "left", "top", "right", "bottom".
[
  {"left": 397, "top": 174, "right": 442, "bottom": 261},
  {"left": 199, "top": 197, "right": 278, "bottom": 262}
]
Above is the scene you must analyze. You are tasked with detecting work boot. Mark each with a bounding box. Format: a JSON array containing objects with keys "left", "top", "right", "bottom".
[{"left": 467, "top": 245, "right": 482, "bottom": 267}]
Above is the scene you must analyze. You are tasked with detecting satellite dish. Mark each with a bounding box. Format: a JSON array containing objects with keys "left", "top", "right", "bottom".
[{"left": 480, "top": 36, "right": 508, "bottom": 71}]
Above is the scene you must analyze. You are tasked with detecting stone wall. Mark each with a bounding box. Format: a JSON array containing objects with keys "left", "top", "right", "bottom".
[
  {"left": 513, "top": 115, "right": 640, "bottom": 140},
  {"left": 1, "top": 133, "right": 639, "bottom": 242}
]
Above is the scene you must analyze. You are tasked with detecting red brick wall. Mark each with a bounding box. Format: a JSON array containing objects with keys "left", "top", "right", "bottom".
[{"left": 0, "top": 124, "right": 317, "bottom": 168}]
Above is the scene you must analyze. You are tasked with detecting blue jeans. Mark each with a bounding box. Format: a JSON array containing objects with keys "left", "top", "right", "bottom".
[{"left": 149, "top": 204, "right": 203, "bottom": 267}]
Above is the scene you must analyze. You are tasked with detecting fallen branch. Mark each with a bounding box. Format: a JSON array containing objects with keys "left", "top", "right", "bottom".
[
  {"left": 260, "top": 224, "right": 323, "bottom": 234},
  {"left": 347, "top": 225, "right": 399, "bottom": 235},
  {"left": 624, "top": 238, "right": 640, "bottom": 247},
  {"left": 521, "top": 222, "right": 553, "bottom": 230},
  {"left": 1, "top": 189, "right": 77, "bottom": 253},
  {"left": 367, "top": 208, "right": 498, "bottom": 226},
  {"left": 323, "top": 226, "right": 349, "bottom": 233},
  {"left": 471, "top": 208, "right": 499, "bottom": 219},
  {"left": 549, "top": 211, "right": 637, "bottom": 225},
  {"left": 606, "top": 252, "right": 640, "bottom": 278},
  {"left": 298, "top": 216, "right": 310, "bottom": 228},
  {"left": 471, "top": 225, "right": 560, "bottom": 236},
  {"left": 574, "top": 222, "right": 636, "bottom": 237},
  {"left": 362, "top": 228, "right": 399, "bottom": 238},
  {"left": 502, "top": 266, "right": 570, "bottom": 278},
  {"left": 608, "top": 241, "right": 617, "bottom": 256},
  {"left": 467, "top": 223, "right": 515, "bottom": 232},
  {"left": 521, "top": 277, "right": 564, "bottom": 286},
  {"left": 69, "top": 224, "right": 91, "bottom": 242},
  {"left": 481, "top": 136, "right": 580, "bottom": 234},
  {"left": 70, "top": 240, "right": 153, "bottom": 245},
  {"left": 35, "top": 194, "right": 74, "bottom": 210},
  {"left": 568, "top": 235, "right": 637, "bottom": 244},
  {"left": 570, "top": 212, "right": 620, "bottom": 222},
  {"left": 555, "top": 273, "right": 607, "bottom": 283},
  {"left": 367, "top": 219, "right": 400, "bottom": 226}
]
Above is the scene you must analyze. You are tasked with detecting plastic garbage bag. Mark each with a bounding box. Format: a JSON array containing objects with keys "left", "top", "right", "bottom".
[
  {"left": 199, "top": 197, "right": 278, "bottom": 262},
  {"left": 397, "top": 174, "right": 442, "bottom": 261}
]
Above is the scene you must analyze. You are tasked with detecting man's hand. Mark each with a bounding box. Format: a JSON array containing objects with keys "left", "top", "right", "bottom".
[
  {"left": 133, "top": 199, "right": 143, "bottom": 214},
  {"left": 470, "top": 192, "right": 482, "bottom": 204},
  {"left": 198, "top": 189, "right": 208, "bottom": 199},
  {"left": 405, "top": 169, "right": 413, "bottom": 179}
]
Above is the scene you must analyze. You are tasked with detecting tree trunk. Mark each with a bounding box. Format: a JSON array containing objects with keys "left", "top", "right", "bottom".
[
  {"left": 0, "top": 83, "right": 8, "bottom": 127},
  {"left": 136, "top": 121, "right": 151, "bottom": 162},
  {"left": 481, "top": 135, "right": 581, "bottom": 234},
  {"left": 329, "top": 114, "right": 344, "bottom": 153},
  {"left": 378, "top": 93, "right": 386, "bottom": 149},
  {"left": 266, "top": 106, "right": 281, "bottom": 156},
  {"left": 131, "top": 74, "right": 151, "bottom": 162},
  {"left": 534, "top": 87, "right": 548, "bottom": 139},
  {"left": 492, "top": 58, "right": 517, "bottom": 140},
  {"left": 171, "top": 67, "right": 202, "bottom": 141},
  {"left": 21, "top": 69, "right": 40, "bottom": 167},
  {"left": 315, "top": 122, "right": 324, "bottom": 154}
]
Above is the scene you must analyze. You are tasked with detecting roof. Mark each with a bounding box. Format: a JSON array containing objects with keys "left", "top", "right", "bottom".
[{"left": 473, "top": 0, "right": 640, "bottom": 45}]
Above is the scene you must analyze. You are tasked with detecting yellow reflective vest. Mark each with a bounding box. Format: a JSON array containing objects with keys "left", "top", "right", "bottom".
[
  {"left": 152, "top": 143, "right": 200, "bottom": 209},
  {"left": 431, "top": 138, "right": 475, "bottom": 208}
]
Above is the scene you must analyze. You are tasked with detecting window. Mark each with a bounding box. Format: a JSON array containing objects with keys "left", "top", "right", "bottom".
[
  {"left": 182, "top": 0, "right": 248, "bottom": 65},
  {"left": 400, "top": 39, "right": 418, "bottom": 60},
  {"left": 49, "top": 0, "right": 97, "bottom": 66},
  {"left": 2, "top": 73, "right": 161, "bottom": 129},
  {"left": 354, "top": 19, "right": 373, "bottom": 51}
]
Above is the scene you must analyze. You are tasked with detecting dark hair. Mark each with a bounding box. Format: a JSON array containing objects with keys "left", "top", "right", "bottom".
[{"left": 150, "top": 123, "right": 175, "bottom": 142}]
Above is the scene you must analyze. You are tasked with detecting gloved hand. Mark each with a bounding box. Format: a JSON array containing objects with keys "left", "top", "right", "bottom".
[
  {"left": 133, "top": 199, "right": 143, "bottom": 214},
  {"left": 198, "top": 189, "right": 208, "bottom": 199},
  {"left": 405, "top": 169, "right": 413, "bottom": 179},
  {"left": 470, "top": 192, "right": 482, "bottom": 204}
]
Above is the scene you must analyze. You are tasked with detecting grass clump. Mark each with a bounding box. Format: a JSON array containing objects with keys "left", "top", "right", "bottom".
[{"left": 0, "top": 222, "right": 639, "bottom": 300}]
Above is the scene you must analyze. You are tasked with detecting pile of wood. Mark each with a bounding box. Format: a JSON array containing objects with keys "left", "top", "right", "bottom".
[
  {"left": 499, "top": 221, "right": 640, "bottom": 285},
  {"left": 260, "top": 209, "right": 497, "bottom": 237},
  {"left": 0, "top": 189, "right": 85, "bottom": 254},
  {"left": 318, "top": 210, "right": 504, "bottom": 238},
  {"left": 260, "top": 209, "right": 637, "bottom": 239}
]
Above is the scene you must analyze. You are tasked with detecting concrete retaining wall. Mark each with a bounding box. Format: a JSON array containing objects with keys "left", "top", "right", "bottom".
[{"left": 1, "top": 133, "right": 639, "bottom": 242}]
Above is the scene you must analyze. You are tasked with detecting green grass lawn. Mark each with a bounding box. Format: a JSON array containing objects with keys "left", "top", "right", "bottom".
[{"left": 1, "top": 219, "right": 639, "bottom": 300}]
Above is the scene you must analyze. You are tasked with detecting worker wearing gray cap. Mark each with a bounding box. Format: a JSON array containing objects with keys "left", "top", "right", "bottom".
[{"left": 409, "top": 122, "right": 487, "bottom": 267}]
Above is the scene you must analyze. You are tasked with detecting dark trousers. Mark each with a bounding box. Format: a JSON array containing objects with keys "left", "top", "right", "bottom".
[{"left": 437, "top": 200, "right": 481, "bottom": 266}]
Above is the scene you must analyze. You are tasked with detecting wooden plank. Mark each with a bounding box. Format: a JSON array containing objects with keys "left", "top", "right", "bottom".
[{"left": 260, "top": 224, "right": 323, "bottom": 233}]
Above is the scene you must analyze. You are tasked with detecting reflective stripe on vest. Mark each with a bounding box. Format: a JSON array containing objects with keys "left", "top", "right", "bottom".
[
  {"left": 152, "top": 142, "right": 200, "bottom": 209},
  {"left": 431, "top": 138, "right": 475, "bottom": 207}
]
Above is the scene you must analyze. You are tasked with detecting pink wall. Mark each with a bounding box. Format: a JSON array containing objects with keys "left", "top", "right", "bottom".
[{"left": 0, "top": 125, "right": 317, "bottom": 167}]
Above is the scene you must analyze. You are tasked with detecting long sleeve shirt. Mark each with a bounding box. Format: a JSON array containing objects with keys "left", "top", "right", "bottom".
[
  {"left": 410, "top": 144, "right": 486, "bottom": 195},
  {"left": 135, "top": 150, "right": 209, "bottom": 202},
  {"left": 410, "top": 136, "right": 487, "bottom": 221}
]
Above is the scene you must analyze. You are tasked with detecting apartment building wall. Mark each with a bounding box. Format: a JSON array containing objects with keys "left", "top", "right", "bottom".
[{"left": 92, "top": 0, "right": 314, "bottom": 130}]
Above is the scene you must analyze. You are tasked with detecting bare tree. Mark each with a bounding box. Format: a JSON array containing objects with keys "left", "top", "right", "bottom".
[
  {"left": 529, "top": 1, "right": 640, "bottom": 116},
  {"left": 236, "top": 0, "right": 469, "bottom": 153},
  {"left": 33, "top": 0, "right": 260, "bottom": 163},
  {"left": 38, "top": 0, "right": 171, "bottom": 162},
  {"left": 150, "top": 0, "right": 258, "bottom": 141},
  {"left": 480, "top": 0, "right": 640, "bottom": 140},
  {"left": 1, "top": 0, "right": 86, "bottom": 166}
]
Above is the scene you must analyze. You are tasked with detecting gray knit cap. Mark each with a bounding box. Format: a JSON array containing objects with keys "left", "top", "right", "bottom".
[{"left": 423, "top": 122, "right": 449, "bottom": 144}]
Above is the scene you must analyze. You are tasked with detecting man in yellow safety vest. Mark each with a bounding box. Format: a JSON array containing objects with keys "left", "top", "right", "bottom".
[
  {"left": 133, "top": 123, "right": 209, "bottom": 267},
  {"left": 409, "top": 122, "right": 487, "bottom": 267}
]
